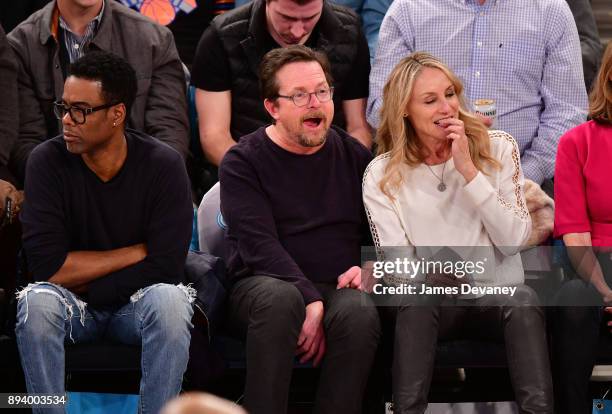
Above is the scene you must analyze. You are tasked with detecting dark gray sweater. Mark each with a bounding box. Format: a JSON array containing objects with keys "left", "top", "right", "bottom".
[{"left": 219, "top": 126, "right": 373, "bottom": 304}]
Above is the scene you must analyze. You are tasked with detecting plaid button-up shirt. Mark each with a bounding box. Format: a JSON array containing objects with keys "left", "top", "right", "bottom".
[{"left": 58, "top": 0, "right": 105, "bottom": 63}]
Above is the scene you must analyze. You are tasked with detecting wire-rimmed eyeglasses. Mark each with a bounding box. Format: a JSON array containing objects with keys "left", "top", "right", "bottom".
[{"left": 276, "top": 87, "right": 334, "bottom": 107}]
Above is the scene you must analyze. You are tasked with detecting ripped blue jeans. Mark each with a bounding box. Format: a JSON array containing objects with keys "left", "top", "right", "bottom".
[{"left": 15, "top": 282, "right": 195, "bottom": 414}]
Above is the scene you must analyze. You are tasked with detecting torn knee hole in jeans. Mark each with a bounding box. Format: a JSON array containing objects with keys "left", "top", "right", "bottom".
[
  {"left": 16, "top": 282, "right": 88, "bottom": 344},
  {"left": 129, "top": 283, "right": 197, "bottom": 304}
]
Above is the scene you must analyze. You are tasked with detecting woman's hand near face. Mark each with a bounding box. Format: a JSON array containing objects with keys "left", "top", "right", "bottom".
[{"left": 438, "top": 118, "right": 478, "bottom": 183}]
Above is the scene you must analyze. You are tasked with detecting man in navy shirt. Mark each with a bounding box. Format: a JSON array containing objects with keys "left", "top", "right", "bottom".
[
  {"left": 16, "top": 51, "right": 194, "bottom": 414},
  {"left": 219, "top": 45, "right": 381, "bottom": 414}
]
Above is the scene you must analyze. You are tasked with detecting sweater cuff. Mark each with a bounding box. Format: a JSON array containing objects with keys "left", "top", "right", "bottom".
[
  {"left": 463, "top": 171, "right": 495, "bottom": 207},
  {"left": 299, "top": 282, "right": 324, "bottom": 305}
]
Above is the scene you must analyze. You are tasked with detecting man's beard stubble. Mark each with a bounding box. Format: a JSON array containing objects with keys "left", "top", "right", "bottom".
[
  {"left": 296, "top": 110, "right": 328, "bottom": 147},
  {"left": 297, "top": 133, "right": 326, "bottom": 147}
]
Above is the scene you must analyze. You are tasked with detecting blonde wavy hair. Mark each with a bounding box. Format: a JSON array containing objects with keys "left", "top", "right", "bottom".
[
  {"left": 376, "top": 52, "right": 500, "bottom": 198},
  {"left": 589, "top": 41, "right": 612, "bottom": 123}
]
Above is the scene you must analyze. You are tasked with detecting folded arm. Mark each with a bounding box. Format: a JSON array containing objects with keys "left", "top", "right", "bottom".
[
  {"left": 22, "top": 146, "right": 193, "bottom": 304},
  {"left": 87, "top": 154, "right": 193, "bottom": 305},
  {"left": 47, "top": 244, "right": 147, "bottom": 289}
]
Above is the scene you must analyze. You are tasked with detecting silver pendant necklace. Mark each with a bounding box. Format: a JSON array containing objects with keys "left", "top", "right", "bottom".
[{"left": 426, "top": 160, "right": 447, "bottom": 192}]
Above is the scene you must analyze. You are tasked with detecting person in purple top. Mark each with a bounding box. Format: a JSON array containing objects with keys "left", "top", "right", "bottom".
[
  {"left": 219, "top": 45, "right": 381, "bottom": 414},
  {"left": 15, "top": 51, "right": 194, "bottom": 414}
]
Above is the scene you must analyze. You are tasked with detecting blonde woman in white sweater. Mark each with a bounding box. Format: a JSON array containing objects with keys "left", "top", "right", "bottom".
[{"left": 362, "top": 52, "right": 553, "bottom": 414}]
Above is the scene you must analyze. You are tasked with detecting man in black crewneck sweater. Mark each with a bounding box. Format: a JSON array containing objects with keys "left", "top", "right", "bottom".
[
  {"left": 15, "top": 51, "right": 194, "bottom": 414},
  {"left": 219, "top": 45, "right": 381, "bottom": 414}
]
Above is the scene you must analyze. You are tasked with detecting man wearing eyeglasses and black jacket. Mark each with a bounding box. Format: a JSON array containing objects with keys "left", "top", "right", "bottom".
[{"left": 16, "top": 51, "right": 194, "bottom": 414}]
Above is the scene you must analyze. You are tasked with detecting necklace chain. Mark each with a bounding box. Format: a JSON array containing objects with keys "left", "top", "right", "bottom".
[{"left": 426, "top": 160, "right": 448, "bottom": 192}]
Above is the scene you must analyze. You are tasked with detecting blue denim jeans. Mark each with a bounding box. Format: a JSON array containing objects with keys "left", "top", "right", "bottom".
[{"left": 15, "top": 282, "right": 194, "bottom": 414}]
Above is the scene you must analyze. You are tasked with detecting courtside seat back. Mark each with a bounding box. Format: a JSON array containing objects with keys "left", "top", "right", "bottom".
[{"left": 197, "top": 182, "right": 228, "bottom": 261}]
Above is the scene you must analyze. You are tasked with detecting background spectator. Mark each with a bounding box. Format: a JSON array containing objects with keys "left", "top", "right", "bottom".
[
  {"left": 329, "top": 0, "right": 391, "bottom": 61},
  {"left": 8, "top": 0, "right": 189, "bottom": 185},
  {"left": 118, "top": 0, "right": 235, "bottom": 68},
  {"left": 191, "top": 0, "right": 372, "bottom": 166},
  {"left": 567, "top": 0, "right": 604, "bottom": 92},
  {"left": 551, "top": 40, "right": 612, "bottom": 414},
  {"left": 368, "top": 0, "right": 588, "bottom": 187}
]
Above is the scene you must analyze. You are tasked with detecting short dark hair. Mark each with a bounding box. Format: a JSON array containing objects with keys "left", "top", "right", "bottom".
[
  {"left": 259, "top": 45, "right": 333, "bottom": 101},
  {"left": 265, "top": 0, "right": 318, "bottom": 5},
  {"left": 69, "top": 50, "right": 137, "bottom": 114}
]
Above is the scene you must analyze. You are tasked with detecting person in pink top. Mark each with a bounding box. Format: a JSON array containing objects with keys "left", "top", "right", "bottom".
[
  {"left": 555, "top": 45, "right": 612, "bottom": 250},
  {"left": 551, "top": 41, "right": 612, "bottom": 414}
]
